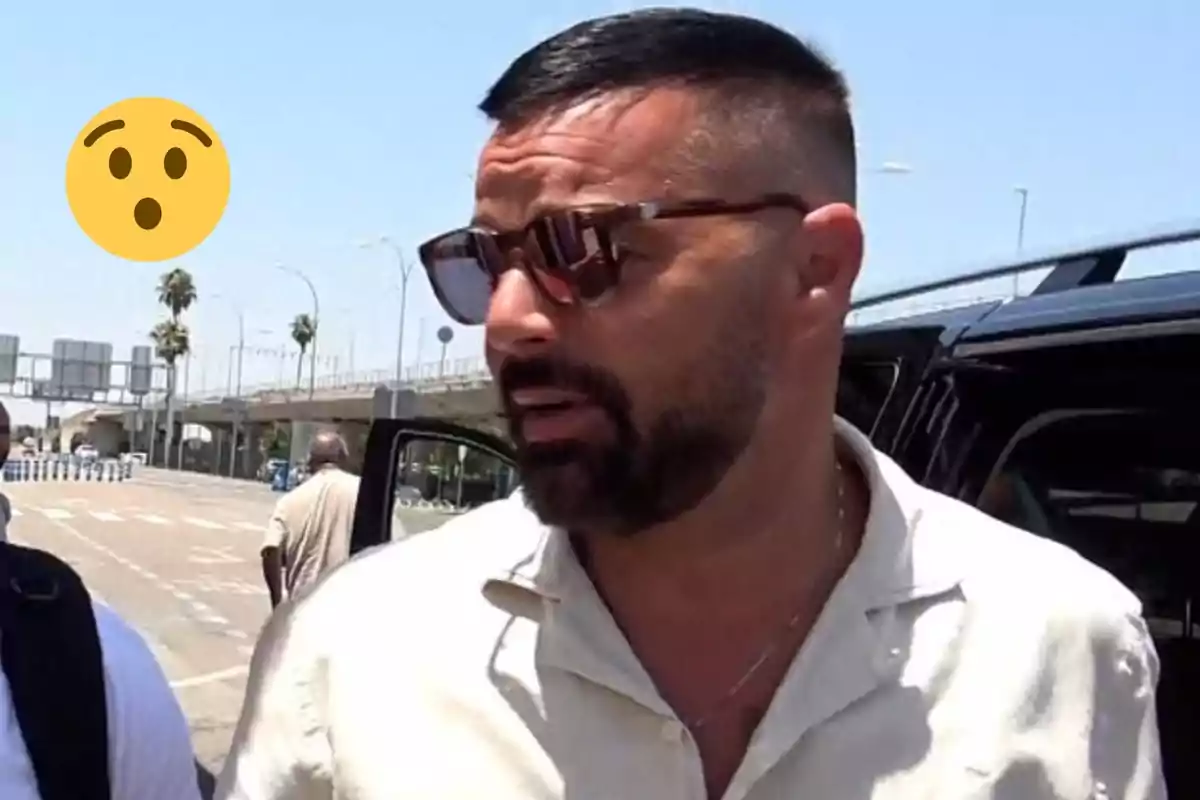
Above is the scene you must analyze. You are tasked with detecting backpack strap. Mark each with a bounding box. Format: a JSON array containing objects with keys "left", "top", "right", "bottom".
[{"left": 0, "top": 543, "right": 111, "bottom": 800}]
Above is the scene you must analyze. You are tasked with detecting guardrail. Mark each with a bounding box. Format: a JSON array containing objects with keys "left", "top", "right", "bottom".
[
  {"left": 168, "top": 356, "right": 492, "bottom": 408},
  {"left": 1, "top": 458, "right": 134, "bottom": 483}
]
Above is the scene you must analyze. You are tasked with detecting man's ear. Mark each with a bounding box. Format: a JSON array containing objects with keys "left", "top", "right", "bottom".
[{"left": 797, "top": 203, "right": 863, "bottom": 305}]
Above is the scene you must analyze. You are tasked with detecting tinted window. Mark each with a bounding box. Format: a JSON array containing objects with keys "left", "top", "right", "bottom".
[{"left": 979, "top": 411, "right": 1198, "bottom": 639}]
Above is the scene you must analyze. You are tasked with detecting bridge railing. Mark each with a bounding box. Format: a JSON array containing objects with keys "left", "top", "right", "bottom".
[
  {"left": 180, "top": 356, "right": 492, "bottom": 405},
  {"left": 146, "top": 295, "right": 1019, "bottom": 411},
  {"left": 167, "top": 297, "right": 1013, "bottom": 409}
]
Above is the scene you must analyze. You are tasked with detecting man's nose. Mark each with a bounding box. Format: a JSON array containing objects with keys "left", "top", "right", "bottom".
[{"left": 485, "top": 268, "right": 558, "bottom": 359}]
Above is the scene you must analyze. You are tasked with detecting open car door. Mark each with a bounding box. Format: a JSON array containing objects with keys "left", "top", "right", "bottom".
[{"left": 350, "top": 417, "right": 517, "bottom": 555}]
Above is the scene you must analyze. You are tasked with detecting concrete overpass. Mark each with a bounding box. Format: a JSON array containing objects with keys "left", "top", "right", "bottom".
[
  {"left": 82, "top": 356, "right": 502, "bottom": 476},
  {"left": 159, "top": 356, "right": 496, "bottom": 427},
  {"left": 89, "top": 356, "right": 491, "bottom": 423}
]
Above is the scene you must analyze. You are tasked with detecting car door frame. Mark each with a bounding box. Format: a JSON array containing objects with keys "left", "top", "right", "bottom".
[{"left": 350, "top": 417, "right": 516, "bottom": 555}]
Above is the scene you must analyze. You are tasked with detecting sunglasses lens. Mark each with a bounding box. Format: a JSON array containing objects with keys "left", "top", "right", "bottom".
[
  {"left": 530, "top": 211, "right": 616, "bottom": 302},
  {"left": 421, "top": 210, "right": 621, "bottom": 322},
  {"left": 421, "top": 230, "right": 496, "bottom": 325}
]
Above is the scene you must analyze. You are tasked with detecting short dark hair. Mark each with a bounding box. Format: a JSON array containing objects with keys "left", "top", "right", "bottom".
[{"left": 480, "top": 8, "right": 855, "bottom": 201}]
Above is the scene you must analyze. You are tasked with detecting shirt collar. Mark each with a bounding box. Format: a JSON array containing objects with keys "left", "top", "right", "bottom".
[{"left": 483, "top": 417, "right": 965, "bottom": 611}]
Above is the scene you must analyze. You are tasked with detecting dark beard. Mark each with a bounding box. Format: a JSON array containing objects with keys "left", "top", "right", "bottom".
[{"left": 500, "top": 356, "right": 763, "bottom": 536}]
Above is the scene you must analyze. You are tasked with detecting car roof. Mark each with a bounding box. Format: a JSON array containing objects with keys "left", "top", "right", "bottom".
[{"left": 847, "top": 218, "right": 1200, "bottom": 349}]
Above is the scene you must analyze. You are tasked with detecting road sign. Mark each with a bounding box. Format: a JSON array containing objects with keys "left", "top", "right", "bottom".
[
  {"left": 0, "top": 335, "right": 18, "bottom": 384},
  {"left": 129, "top": 345, "right": 152, "bottom": 395},
  {"left": 372, "top": 385, "right": 416, "bottom": 419},
  {"left": 49, "top": 339, "right": 112, "bottom": 400}
]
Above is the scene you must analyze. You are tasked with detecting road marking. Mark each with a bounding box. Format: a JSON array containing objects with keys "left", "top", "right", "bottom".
[
  {"left": 135, "top": 514, "right": 171, "bottom": 525},
  {"left": 234, "top": 521, "right": 264, "bottom": 531},
  {"left": 183, "top": 517, "right": 226, "bottom": 530},
  {"left": 27, "top": 517, "right": 255, "bottom": 679},
  {"left": 187, "top": 545, "right": 242, "bottom": 565},
  {"left": 41, "top": 508, "right": 73, "bottom": 520},
  {"left": 170, "top": 664, "right": 249, "bottom": 690},
  {"left": 89, "top": 511, "right": 124, "bottom": 522},
  {"left": 175, "top": 576, "right": 263, "bottom": 595},
  {"left": 9, "top": 508, "right": 20, "bottom": 517},
  {"left": 185, "top": 597, "right": 229, "bottom": 625}
]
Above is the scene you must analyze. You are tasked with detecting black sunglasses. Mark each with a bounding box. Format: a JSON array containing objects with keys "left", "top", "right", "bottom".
[{"left": 417, "top": 193, "right": 810, "bottom": 325}]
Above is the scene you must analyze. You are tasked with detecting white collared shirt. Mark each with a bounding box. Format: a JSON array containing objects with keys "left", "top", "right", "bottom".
[
  {"left": 0, "top": 601, "right": 202, "bottom": 799},
  {"left": 217, "top": 420, "right": 1165, "bottom": 799}
]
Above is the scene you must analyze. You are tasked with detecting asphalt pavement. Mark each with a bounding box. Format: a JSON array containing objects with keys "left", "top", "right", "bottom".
[{"left": 2, "top": 468, "right": 458, "bottom": 793}]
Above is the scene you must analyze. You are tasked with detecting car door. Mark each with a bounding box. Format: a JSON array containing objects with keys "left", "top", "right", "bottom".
[
  {"left": 350, "top": 417, "right": 516, "bottom": 555},
  {"left": 838, "top": 325, "right": 946, "bottom": 453}
]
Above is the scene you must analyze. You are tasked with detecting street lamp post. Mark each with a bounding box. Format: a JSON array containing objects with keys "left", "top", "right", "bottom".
[
  {"left": 276, "top": 263, "right": 320, "bottom": 401},
  {"left": 213, "top": 293, "right": 246, "bottom": 397},
  {"left": 333, "top": 307, "right": 357, "bottom": 377},
  {"left": 211, "top": 292, "right": 247, "bottom": 478},
  {"left": 236, "top": 331, "right": 245, "bottom": 397},
  {"left": 360, "top": 236, "right": 414, "bottom": 417},
  {"left": 176, "top": 352, "right": 190, "bottom": 470}
]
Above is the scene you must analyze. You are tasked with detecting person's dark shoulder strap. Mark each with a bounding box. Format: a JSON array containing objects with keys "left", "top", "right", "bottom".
[{"left": 0, "top": 543, "right": 111, "bottom": 800}]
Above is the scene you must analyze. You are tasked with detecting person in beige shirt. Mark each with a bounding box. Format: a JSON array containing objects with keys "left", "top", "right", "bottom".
[
  {"left": 260, "top": 432, "right": 360, "bottom": 608},
  {"left": 219, "top": 8, "right": 1164, "bottom": 799}
]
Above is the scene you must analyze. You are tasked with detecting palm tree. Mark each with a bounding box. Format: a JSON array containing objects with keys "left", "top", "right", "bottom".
[
  {"left": 156, "top": 267, "right": 197, "bottom": 322},
  {"left": 154, "top": 267, "right": 196, "bottom": 466},
  {"left": 150, "top": 319, "right": 190, "bottom": 462},
  {"left": 150, "top": 319, "right": 190, "bottom": 368},
  {"left": 290, "top": 313, "right": 316, "bottom": 388}
]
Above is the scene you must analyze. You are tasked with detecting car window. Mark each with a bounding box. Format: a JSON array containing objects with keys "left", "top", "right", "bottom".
[
  {"left": 978, "top": 410, "right": 1199, "bottom": 639},
  {"left": 351, "top": 419, "right": 517, "bottom": 554},
  {"left": 391, "top": 437, "right": 517, "bottom": 537}
]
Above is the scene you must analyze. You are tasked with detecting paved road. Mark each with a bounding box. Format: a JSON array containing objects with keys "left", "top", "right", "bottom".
[{"left": 2, "top": 470, "right": 458, "bottom": 793}]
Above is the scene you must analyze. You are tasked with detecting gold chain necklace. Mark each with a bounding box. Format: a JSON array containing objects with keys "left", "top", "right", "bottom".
[{"left": 686, "top": 459, "right": 847, "bottom": 731}]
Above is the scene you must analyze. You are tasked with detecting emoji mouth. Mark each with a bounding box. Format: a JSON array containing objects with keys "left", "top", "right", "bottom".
[{"left": 134, "top": 197, "right": 162, "bottom": 230}]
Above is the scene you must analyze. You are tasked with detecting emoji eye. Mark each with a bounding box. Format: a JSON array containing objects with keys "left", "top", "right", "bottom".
[
  {"left": 164, "top": 147, "right": 187, "bottom": 179},
  {"left": 109, "top": 147, "right": 132, "bottom": 179}
]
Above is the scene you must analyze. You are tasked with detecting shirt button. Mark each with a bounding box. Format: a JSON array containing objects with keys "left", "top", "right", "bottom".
[{"left": 660, "top": 720, "right": 684, "bottom": 742}]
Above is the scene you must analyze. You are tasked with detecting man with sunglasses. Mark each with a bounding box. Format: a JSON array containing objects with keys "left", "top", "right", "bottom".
[{"left": 220, "top": 8, "right": 1163, "bottom": 799}]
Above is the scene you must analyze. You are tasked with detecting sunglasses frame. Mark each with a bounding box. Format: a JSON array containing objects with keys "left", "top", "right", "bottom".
[{"left": 418, "top": 192, "right": 812, "bottom": 325}]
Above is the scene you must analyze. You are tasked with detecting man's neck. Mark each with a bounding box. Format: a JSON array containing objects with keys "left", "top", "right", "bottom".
[{"left": 579, "top": 425, "right": 866, "bottom": 633}]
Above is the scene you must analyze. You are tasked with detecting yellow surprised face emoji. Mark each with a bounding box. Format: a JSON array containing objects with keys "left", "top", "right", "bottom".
[{"left": 65, "top": 97, "right": 230, "bottom": 262}]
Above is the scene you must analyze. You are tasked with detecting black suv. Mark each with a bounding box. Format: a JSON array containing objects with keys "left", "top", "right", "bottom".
[{"left": 351, "top": 219, "right": 1200, "bottom": 795}]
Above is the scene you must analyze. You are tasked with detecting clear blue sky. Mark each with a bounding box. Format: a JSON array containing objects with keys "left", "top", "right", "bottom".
[{"left": 2, "top": 0, "right": 1198, "bottom": 423}]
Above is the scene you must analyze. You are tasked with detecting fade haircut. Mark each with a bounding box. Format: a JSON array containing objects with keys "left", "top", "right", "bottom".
[{"left": 479, "top": 8, "right": 857, "bottom": 204}]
